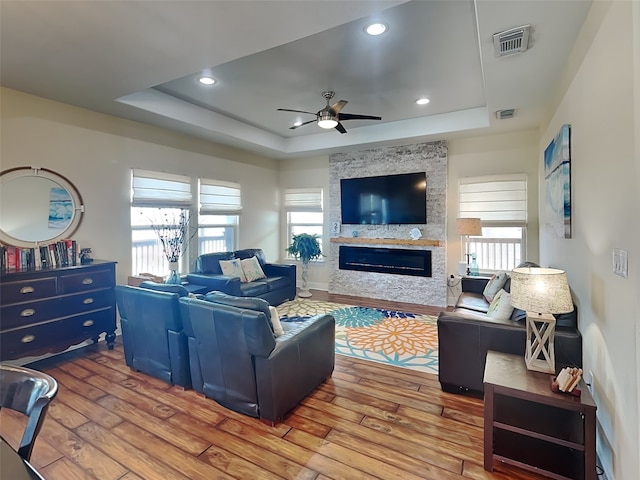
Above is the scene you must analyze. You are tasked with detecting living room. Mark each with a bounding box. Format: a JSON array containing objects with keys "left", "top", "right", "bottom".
[{"left": 1, "top": 1, "right": 638, "bottom": 479}]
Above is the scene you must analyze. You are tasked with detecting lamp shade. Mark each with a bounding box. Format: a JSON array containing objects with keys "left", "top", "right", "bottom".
[
  {"left": 510, "top": 267, "right": 573, "bottom": 314},
  {"left": 456, "top": 218, "right": 482, "bottom": 236}
]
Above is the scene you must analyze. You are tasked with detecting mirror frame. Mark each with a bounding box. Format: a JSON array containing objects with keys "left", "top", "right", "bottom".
[{"left": 0, "top": 166, "right": 85, "bottom": 248}]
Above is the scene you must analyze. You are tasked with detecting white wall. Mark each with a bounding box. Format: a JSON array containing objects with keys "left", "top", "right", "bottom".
[
  {"left": 0, "top": 87, "right": 280, "bottom": 285},
  {"left": 539, "top": 2, "right": 639, "bottom": 478},
  {"left": 278, "top": 155, "right": 331, "bottom": 289},
  {"left": 446, "top": 130, "right": 540, "bottom": 277}
]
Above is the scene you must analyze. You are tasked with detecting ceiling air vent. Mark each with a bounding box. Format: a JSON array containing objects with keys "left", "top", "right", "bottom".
[
  {"left": 496, "top": 109, "right": 516, "bottom": 120},
  {"left": 493, "top": 25, "right": 530, "bottom": 57}
]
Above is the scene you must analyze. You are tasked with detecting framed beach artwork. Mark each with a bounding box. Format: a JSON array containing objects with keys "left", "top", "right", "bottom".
[
  {"left": 48, "top": 187, "right": 74, "bottom": 229},
  {"left": 544, "top": 124, "right": 571, "bottom": 238}
]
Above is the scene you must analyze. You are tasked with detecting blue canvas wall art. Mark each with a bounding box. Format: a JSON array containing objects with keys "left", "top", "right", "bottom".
[{"left": 544, "top": 124, "right": 571, "bottom": 238}]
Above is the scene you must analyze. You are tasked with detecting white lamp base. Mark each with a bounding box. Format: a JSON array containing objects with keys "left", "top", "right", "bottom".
[{"left": 524, "top": 312, "right": 556, "bottom": 373}]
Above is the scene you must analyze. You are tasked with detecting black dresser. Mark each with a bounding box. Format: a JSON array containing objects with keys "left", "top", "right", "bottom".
[{"left": 0, "top": 260, "right": 116, "bottom": 361}]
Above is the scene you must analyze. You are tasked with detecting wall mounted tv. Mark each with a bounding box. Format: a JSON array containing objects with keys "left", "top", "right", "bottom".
[{"left": 340, "top": 172, "right": 427, "bottom": 225}]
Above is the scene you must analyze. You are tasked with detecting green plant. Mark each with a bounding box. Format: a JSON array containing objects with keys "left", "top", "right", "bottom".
[{"left": 286, "top": 233, "right": 323, "bottom": 264}]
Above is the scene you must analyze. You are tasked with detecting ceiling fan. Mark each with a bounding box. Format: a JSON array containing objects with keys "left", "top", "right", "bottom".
[{"left": 277, "top": 91, "right": 382, "bottom": 134}]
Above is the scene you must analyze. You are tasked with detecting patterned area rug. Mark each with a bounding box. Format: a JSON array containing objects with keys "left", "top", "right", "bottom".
[{"left": 277, "top": 298, "right": 438, "bottom": 374}]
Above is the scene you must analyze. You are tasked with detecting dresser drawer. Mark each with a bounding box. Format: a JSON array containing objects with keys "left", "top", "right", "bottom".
[
  {"left": 0, "top": 307, "right": 116, "bottom": 361},
  {"left": 0, "top": 289, "right": 115, "bottom": 330},
  {"left": 60, "top": 268, "right": 114, "bottom": 293},
  {"left": 0, "top": 277, "right": 58, "bottom": 303}
]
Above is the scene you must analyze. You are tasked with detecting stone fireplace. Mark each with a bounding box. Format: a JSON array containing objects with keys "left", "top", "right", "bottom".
[{"left": 328, "top": 141, "right": 447, "bottom": 307}]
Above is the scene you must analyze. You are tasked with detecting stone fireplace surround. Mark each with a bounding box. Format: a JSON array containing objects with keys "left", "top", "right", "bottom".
[{"left": 328, "top": 141, "right": 447, "bottom": 307}]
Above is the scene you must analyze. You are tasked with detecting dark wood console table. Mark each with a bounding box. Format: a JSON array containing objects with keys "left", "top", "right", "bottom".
[
  {"left": 483, "top": 350, "right": 597, "bottom": 480},
  {"left": 0, "top": 260, "right": 117, "bottom": 361}
]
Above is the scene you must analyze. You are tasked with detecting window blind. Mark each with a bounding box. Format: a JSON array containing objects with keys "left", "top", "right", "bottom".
[
  {"left": 459, "top": 174, "right": 527, "bottom": 222},
  {"left": 284, "top": 188, "right": 323, "bottom": 212},
  {"left": 199, "top": 179, "right": 242, "bottom": 215},
  {"left": 131, "top": 169, "right": 192, "bottom": 208}
]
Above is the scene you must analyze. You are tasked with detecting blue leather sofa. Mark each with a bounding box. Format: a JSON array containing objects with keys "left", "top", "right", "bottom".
[
  {"left": 179, "top": 291, "right": 335, "bottom": 423},
  {"left": 186, "top": 248, "right": 296, "bottom": 306},
  {"left": 115, "top": 282, "right": 191, "bottom": 388}
]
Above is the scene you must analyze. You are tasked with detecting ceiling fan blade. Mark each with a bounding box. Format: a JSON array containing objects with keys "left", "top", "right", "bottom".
[
  {"left": 338, "top": 113, "right": 382, "bottom": 121},
  {"left": 329, "top": 100, "right": 348, "bottom": 114},
  {"left": 289, "top": 119, "right": 316, "bottom": 130},
  {"left": 335, "top": 122, "right": 347, "bottom": 134},
  {"left": 277, "top": 108, "right": 317, "bottom": 115}
]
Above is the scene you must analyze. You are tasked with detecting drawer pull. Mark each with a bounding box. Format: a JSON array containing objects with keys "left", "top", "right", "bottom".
[
  {"left": 82, "top": 277, "right": 94, "bottom": 285},
  {"left": 20, "top": 286, "right": 35, "bottom": 294},
  {"left": 21, "top": 334, "right": 36, "bottom": 343},
  {"left": 83, "top": 298, "right": 94, "bottom": 304},
  {"left": 20, "top": 309, "right": 36, "bottom": 317},
  {"left": 83, "top": 319, "right": 94, "bottom": 327}
]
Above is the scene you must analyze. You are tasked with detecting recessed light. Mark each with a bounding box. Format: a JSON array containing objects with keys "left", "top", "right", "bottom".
[
  {"left": 416, "top": 98, "right": 430, "bottom": 105},
  {"left": 365, "top": 22, "right": 387, "bottom": 36},
  {"left": 293, "top": 121, "right": 303, "bottom": 127},
  {"left": 198, "top": 76, "right": 216, "bottom": 85}
]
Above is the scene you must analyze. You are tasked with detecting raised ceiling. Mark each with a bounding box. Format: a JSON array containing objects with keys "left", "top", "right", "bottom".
[{"left": 0, "top": 1, "right": 592, "bottom": 159}]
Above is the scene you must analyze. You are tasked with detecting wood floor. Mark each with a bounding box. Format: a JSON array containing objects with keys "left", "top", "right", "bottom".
[{"left": 1, "top": 292, "right": 547, "bottom": 480}]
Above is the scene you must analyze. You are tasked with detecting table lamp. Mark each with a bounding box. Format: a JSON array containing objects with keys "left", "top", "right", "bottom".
[
  {"left": 456, "top": 218, "right": 482, "bottom": 275},
  {"left": 510, "top": 267, "right": 574, "bottom": 373}
]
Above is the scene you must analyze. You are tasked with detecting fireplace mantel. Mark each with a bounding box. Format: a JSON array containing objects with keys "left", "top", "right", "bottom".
[{"left": 330, "top": 237, "right": 443, "bottom": 247}]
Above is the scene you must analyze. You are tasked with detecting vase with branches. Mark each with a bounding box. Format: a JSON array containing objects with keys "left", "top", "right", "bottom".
[
  {"left": 286, "top": 233, "right": 323, "bottom": 298},
  {"left": 146, "top": 209, "right": 193, "bottom": 284}
]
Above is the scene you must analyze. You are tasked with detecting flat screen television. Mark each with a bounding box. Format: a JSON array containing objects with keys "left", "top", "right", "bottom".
[{"left": 340, "top": 172, "right": 427, "bottom": 225}]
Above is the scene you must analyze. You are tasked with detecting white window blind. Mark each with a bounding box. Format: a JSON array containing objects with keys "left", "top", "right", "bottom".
[
  {"left": 199, "top": 179, "right": 242, "bottom": 215},
  {"left": 284, "top": 188, "right": 323, "bottom": 212},
  {"left": 131, "top": 169, "right": 192, "bottom": 208},
  {"left": 459, "top": 174, "right": 527, "bottom": 223}
]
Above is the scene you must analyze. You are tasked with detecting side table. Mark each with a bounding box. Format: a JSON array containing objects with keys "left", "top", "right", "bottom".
[{"left": 483, "top": 350, "right": 597, "bottom": 480}]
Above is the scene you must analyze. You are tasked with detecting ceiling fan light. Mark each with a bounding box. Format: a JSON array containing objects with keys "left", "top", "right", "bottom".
[
  {"left": 318, "top": 111, "right": 338, "bottom": 129},
  {"left": 318, "top": 119, "right": 338, "bottom": 129}
]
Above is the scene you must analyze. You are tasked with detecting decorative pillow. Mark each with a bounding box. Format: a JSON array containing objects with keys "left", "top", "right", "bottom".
[
  {"left": 487, "top": 289, "right": 514, "bottom": 320},
  {"left": 219, "top": 259, "right": 247, "bottom": 282},
  {"left": 268, "top": 306, "right": 284, "bottom": 337},
  {"left": 483, "top": 272, "right": 509, "bottom": 302},
  {"left": 241, "top": 256, "right": 267, "bottom": 283}
]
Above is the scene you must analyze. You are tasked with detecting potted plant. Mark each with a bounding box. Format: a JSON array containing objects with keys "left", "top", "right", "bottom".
[
  {"left": 286, "top": 233, "right": 323, "bottom": 298},
  {"left": 147, "top": 209, "right": 193, "bottom": 284}
]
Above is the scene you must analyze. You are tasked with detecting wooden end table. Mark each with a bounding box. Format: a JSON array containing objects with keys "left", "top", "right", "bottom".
[{"left": 483, "top": 350, "right": 597, "bottom": 480}]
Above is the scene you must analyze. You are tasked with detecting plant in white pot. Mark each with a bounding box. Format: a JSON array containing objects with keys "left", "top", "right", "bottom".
[{"left": 286, "top": 233, "right": 323, "bottom": 298}]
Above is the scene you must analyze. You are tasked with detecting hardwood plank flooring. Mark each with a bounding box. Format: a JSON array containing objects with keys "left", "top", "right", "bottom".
[{"left": 1, "top": 291, "right": 548, "bottom": 480}]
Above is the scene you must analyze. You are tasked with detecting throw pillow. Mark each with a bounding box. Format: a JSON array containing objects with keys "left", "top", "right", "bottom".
[
  {"left": 219, "top": 259, "right": 247, "bottom": 282},
  {"left": 483, "top": 272, "right": 509, "bottom": 302},
  {"left": 241, "top": 256, "right": 267, "bottom": 283},
  {"left": 487, "top": 289, "right": 514, "bottom": 320},
  {"left": 268, "top": 306, "right": 284, "bottom": 337}
]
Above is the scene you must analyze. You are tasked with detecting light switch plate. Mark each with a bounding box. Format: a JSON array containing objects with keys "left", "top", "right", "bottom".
[{"left": 612, "top": 248, "right": 628, "bottom": 278}]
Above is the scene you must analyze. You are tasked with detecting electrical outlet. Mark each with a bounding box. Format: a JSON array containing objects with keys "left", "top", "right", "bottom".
[{"left": 612, "top": 248, "right": 628, "bottom": 278}]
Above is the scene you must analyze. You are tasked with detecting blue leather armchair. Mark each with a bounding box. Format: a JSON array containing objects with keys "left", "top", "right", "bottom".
[
  {"left": 115, "top": 282, "right": 191, "bottom": 388},
  {"left": 179, "top": 292, "right": 335, "bottom": 423},
  {"left": 186, "top": 248, "right": 296, "bottom": 306}
]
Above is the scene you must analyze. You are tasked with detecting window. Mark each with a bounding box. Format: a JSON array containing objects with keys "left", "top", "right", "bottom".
[
  {"left": 131, "top": 170, "right": 192, "bottom": 276},
  {"left": 459, "top": 174, "right": 527, "bottom": 272},
  {"left": 284, "top": 188, "right": 323, "bottom": 259},
  {"left": 198, "top": 179, "right": 242, "bottom": 254}
]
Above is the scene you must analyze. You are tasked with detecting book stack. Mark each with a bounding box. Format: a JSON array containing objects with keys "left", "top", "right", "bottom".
[{"left": 0, "top": 239, "right": 78, "bottom": 271}]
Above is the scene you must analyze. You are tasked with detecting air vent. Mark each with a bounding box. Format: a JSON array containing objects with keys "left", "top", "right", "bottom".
[
  {"left": 493, "top": 25, "right": 530, "bottom": 57},
  {"left": 496, "top": 109, "right": 516, "bottom": 120}
]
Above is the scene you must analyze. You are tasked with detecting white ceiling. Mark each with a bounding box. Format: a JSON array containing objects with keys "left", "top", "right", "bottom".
[{"left": 0, "top": 0, "right": 592, "bottom": 159}]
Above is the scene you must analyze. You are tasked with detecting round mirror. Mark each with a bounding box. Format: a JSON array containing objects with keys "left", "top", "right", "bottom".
[{"left": 0, "top": 167, "right": 84, "bottom": 248}]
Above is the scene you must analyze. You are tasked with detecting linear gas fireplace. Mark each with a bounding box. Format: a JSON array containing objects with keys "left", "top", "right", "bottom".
[{"left": 339, "top": 246, "right": 432, "bottom": 277}]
